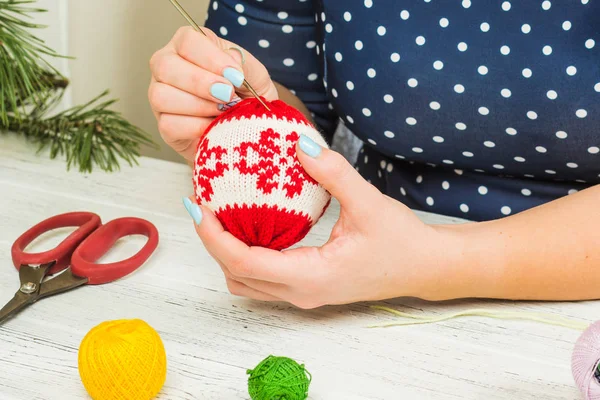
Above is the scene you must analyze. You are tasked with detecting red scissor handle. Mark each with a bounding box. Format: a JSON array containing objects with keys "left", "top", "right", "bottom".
[
  {"left": 11, "top": 212, "right": 102, "bottom": 275},
  {"left": 70, "top": 217, "right": 159, "bottom": 285}
]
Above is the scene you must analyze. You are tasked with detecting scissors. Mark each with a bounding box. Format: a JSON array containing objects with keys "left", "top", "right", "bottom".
[{"left": 0, "top": 212, "right": 159, "bottom": 325}]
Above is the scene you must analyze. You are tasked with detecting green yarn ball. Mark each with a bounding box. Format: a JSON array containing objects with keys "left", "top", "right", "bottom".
[{"left": 247, "top": 355, "right": 312, "bottom": 400}]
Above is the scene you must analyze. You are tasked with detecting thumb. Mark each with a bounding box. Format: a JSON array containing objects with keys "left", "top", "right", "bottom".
[{"left": 296, "top": 135, "right": 381, "bottom": 213}]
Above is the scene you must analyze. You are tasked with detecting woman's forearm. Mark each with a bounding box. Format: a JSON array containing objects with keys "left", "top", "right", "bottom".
[{"left": 436, "top": 185, "right": 600, "bottom": 301}]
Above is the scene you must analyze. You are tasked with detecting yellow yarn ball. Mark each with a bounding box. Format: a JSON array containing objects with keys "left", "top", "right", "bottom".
[{"left": 78, "top": 319, "right": 167, "bottom": 400}]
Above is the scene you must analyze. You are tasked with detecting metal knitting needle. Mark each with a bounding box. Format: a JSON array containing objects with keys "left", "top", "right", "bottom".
[{"left": 168, "top": 0, "right": 271, "bottom": 111}]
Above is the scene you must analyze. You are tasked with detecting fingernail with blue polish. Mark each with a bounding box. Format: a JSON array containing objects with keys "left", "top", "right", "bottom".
[
  {"left": 299, "top": 134, "right": 322, "bottom": 158},
  {"left": 182, "top": 197, "right": 203, "bottom": 225},
  {"left": 223, "top": 67, "right": 244, "bottom": 88},
  {"left": 210, "top": 83, "right": 233, "bottom": 103}
]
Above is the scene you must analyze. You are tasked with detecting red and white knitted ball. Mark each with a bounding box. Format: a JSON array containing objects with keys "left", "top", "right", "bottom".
[{"left": 193, "top": 98, "right": 331, "bottom": 250}]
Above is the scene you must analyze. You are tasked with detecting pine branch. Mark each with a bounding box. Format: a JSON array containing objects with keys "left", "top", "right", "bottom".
[{"left": 0, "top": 0, "right": 157, "bottom": 173}]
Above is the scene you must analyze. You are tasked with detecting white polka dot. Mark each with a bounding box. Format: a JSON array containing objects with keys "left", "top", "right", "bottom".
[
  {"left": 355, "top": 40, "right": 363, "bottom": 50},
  {"left": 547, "top": 90, "right": 558, "bottom": 100},
  {"left": 567, "top": 162, "right": 579, "bottom": 168},
  {"left": 460, "top": 204, "right": 469, "bottom": 213},
  {"left": 433, "top": 136, "right": 444, "bottom": 143},
  {"left": 542, "top": 0, "right": 551, "bottom": 10},
  {"left": 416, "top": 175, "right": 423, "bottom": 183},
  {"left": 484, "top": 141, "right": 495, "bottom": 148},
  {"left": 480, "top": 22, "right": 490, "bottom": 32},
  {"left": 545, "top": 169, "right": 556, "bottom": 174},
  {"left": 237, "top": 15, "right": 247, "bottom": 25},
  {"left": 400, "top": 10, "right": 410, "bottom": 20},
  {"left": 440, "top": 18, "right": 449, "bottom": 28},
  {"left": 283, "top": 58, "right": 294, "bottom": 67},
  {"left": 416, "top": 36, "right": 426, "bottom": 45},
  {"left": 536, "top": 146, "right": 547, "bottom": 153},
  {"left": 542, "top": 45, "right": 552, "bottom": 55},
  {"left": 527, "top": 111, "right": 538, "bottom": 120},
  {"left": 454, "top": 84, "right": 465, "bottom": 93},
  {"left": 258, "top": 39, "right": 270, "bottom": 48},
  {"left": 501, "top": 88, "right": 512, "bottom": 98},
  {"left": 478, "top": 65, "right": 488, "bottom": 75},
  {"left": 346, "top": 81, "right": 354, "bottom": 90},
  {"left": 454, "top": 169, "right": 463, "bottom": 175},
  {"left": 443, "top": 160, "right": 454, "bottom": 165},
  {"left": 493, "top": 164, "right": 505, "bottom": 169},
  {"left": 442, "top": 181, "right": 450, "bottom": 190},
  {"left": 362, "top": 108, "right": 372, "bottom": 117},
  {"left": 433, "top": 60, "right": 444, "bottom": 70},
  {"left": 430, "top": 101, "right": 441, "bottom": 110},
  {"left": 325, "top": 23, "right": 333, "bottom": 33},
  {"left": 282, "top": 25, "right": 293, "bottom": 33},
  {"left": 406, "top": 117, "right": 417, "bottom": 125},
  {"left": 462, "top": 0, "right": 471, "bottom": 8},
  {"left": 588, "top": 146, "right": 599, "bottom": 154},
  {"left": 522, "top": 68, "right": 532, "bottom": 78},
  {"left": 219, "top": 26, "right": 228, "bottom": 36},
  {"left": 412, "top": 147, "right": 424, "bottom": 153},
  {"left": 408, "top": 78, "right": 419, "bottom": 88},
  {"left": 502, "top": 1, "right": 511, "bottom": 10},
  {"left": 384, "top": 94, "right": 394, "bottom": 103},
  {"left": 506, "top": 127, "right": 517, "bottom": 135},
  {"left": 556, "top": 131, "right": 568, "bottom": 139},
  {"left": 235, "top": 4, "right": 245, "bottom": 13},
  {"left": 501, "top": 206, "right": 512, "bottom": 215},
  {"left": 521, "top": 188, "right": 532, "bottom": 196},
  {"left": 321, "top": 12, "right": 326, "bottom": 22},
  {"left": 463, "top": 151, "right": 474, "bottom": 157},
  {"left": 400, "top": 187, "right": 407, "bottom": 196},
  {"left": 343, "top": 11, "right": 352, "bottom": 21},
  {"left": 384, "top": 130, "right": 395, "bottom": 138},
  {"left": 306, "top": 40, "right": 316, "bottom": 49},
  {"left": 364, "top": 0, "right": 373, "bottom": 8},
  {"left": 426, "top": 197, "right": 434, "bottom": 206},
  {"left": 514, "top": 156, "right": 526, "bottom": 162},
  {"left": 331, "top": 88, "right": 338, "bottom": 97},
  {"left": 478, "top": 186, "right": 488, "bottom": 195},
  {"left": 212, "top": 1, "right": 218, "bottom": 11},
  {"left": 478, "top": 107, "right": 490, "bottom": 115},
  {"left": 500, "top": 45, "right": 510, "bottom": 55},
  {"left": 566, "top": 66, "right": 577, "bottom": 76},
  {"left": 524, "top": 174, "right": 535, "bottom": 178},
  {"left": 457, "top": 42, "right": 468, "bottom": 52},
  {"left": 377, "top": 26, "right": 386, "bottom": 36},
  {"left": 387, "top": 164, "right": 393, "bottom": 173},
  {"left": 277, "top": 11, "right": 288, "bottom": 19},
  {"left": 568, "top": 189, "right": 578, "bottom": 195},
  {"left": 576, "top": 108, "right": 589, "bottom": 119},
  {"left": 594, "top": 83, "right": 600, "bottom": 92},
  {"left": 364, "top": 155, "right": 369, "bottom": 164},
  {"left": 367, "top": 68, "right": 376, "bottom": 78},
  {"left": 390, "top": 52, "right": 401, "bottom": 62},
  {"left": 307, "top": 73, "right": 318, "bottom": 81},
  {"left": 582, "top": 0, "right": 589, "bottom": 3},
  {"left": 335, "top": 52, "right": 343, "bottom": 62},
  {"left": 395, "top": 154, "right": 405, "bottom": 159},
  {"left": 455, "top": 122, "right": 467, "bottom": 130},
  {"left": 380, "top": 160, "right": 387, "bottom": 169},
  {"left": 346, "top": 115, "right": 353, "bottom": 123},
  {"left": 562, "top": 21, "right": 572, "bottom": 31},
  {"left": 585, "top": 39, "right": 596, "bottom": 49},
  {"left": 522, "top": 24, "right": 531, "bottom": 34}
]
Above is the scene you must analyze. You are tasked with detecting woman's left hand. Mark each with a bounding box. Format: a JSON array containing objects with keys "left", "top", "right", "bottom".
[{"left": 185, "top": 136, "right": 463, "bottom": 308}]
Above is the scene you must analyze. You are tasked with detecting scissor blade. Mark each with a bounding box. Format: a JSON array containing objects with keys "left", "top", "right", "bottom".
[{"left": 0, "top": 292, "right": 32, "bottom": 325}]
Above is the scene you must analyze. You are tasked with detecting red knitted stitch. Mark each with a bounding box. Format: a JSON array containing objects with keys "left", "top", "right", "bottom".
[{"left": 193, "top": 138, "right": 228, "bottom": 202}]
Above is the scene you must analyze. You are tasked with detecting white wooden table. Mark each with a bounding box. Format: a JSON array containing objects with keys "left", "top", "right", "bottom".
[{"left": 0, "top": 135, "right": 594, "bottom": 400}]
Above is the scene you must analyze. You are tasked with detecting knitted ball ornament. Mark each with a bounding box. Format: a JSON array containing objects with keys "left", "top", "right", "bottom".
[
  {"left": 78, "top": 319, "right": 167, "bottom": 400},
  {"left": 193, "top": 97, "right": 331, "bottom": 250}
]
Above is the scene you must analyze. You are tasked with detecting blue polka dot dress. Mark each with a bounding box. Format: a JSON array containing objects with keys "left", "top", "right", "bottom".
[{"left": 205, "top": 0, "right": 599, "bottom": 221}]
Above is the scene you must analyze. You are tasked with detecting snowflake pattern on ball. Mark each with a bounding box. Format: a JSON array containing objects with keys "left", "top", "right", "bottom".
[{"left": 193, "top": 138, "right": 228, "bottom": 202}]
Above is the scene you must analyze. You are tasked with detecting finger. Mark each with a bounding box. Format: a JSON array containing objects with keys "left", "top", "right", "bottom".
[
  {"left": 158, "top": 114, "right": 210, "bottom": 161},
  {"left": 149, "top": 80, "right": 222, "bottom": 117},
  {"left": 190, "top": 201, "right": 319, "bottom": 283},
  {"left": 296, "top": 136, "right": 381, "bottom": 215},
  {"left": 151, "top": 52, "right": 236, "bottom": 104},
  {"left": 225, "top": 278, "right": 282, "bottom": 302}
]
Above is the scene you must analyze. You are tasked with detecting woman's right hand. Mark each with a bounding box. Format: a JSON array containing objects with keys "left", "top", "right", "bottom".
[{"left": 149, "top": 26, "right": 278, "bottom": 161}]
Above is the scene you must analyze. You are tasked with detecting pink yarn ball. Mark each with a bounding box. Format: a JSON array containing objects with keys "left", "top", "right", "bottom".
[{"left": 572, "top": 321, "right": 600, "bottom": 399}]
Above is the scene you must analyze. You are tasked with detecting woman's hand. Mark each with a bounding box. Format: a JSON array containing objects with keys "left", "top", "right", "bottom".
[
  {"left": 148, "top": 27, "right": 278, "bottom": 161},
  {"left": 183, "top": 136, "right": 466, "bottom": 308}
]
